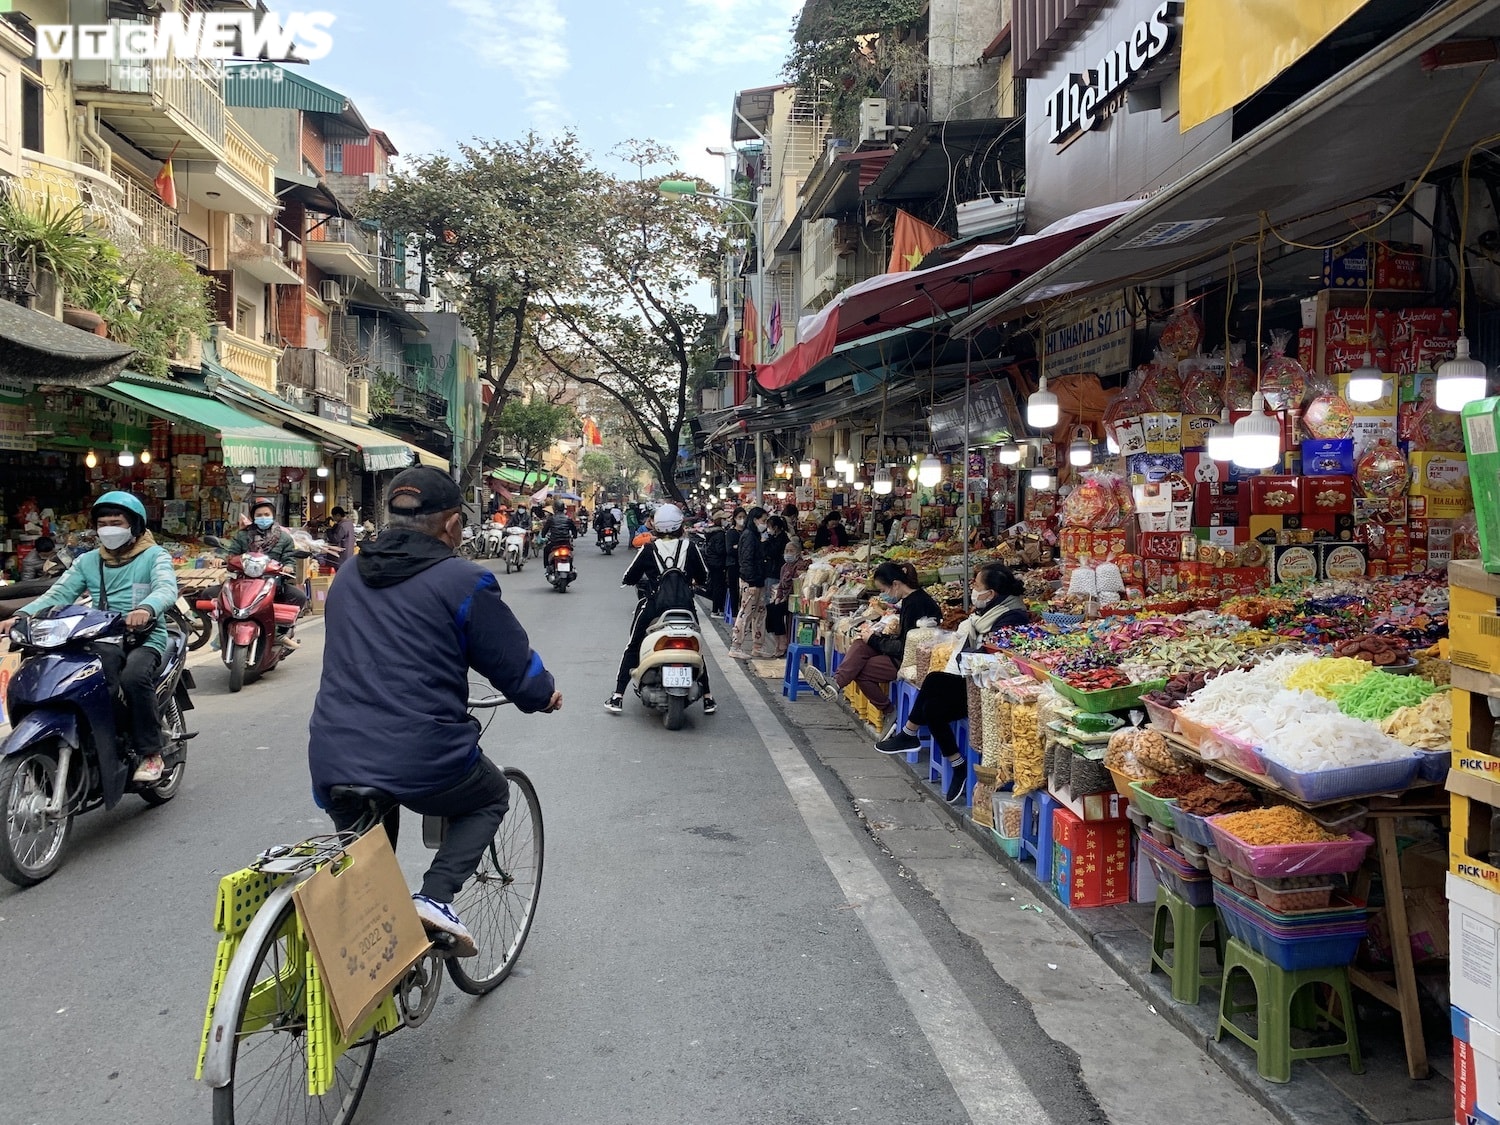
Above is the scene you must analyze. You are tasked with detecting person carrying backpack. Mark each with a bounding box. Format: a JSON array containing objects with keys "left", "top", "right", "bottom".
[{"left": 605, "top": 503, "right": 716, "bottom": 716}]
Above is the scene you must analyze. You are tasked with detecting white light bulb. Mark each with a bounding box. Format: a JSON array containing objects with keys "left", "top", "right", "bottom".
[
  {"left": 825, "top": 476, "right": 838, "bottom": 489},
  {"left": 1231, "top": 392, "right": 1282, "bottom": 470},
  {"left": 1030, "top": 466, "right": 1054, "bottom": 490},
  {"left": 85, "top": 449, "right": 98, "bottom": 469},
  {"left": 139, "top": 449, "right": 151, "bottom": 465},
  {"left": 917, "top": 455, "right": 942, "bottom": 488},
  {"left": 1345, "top": 354, "right": 1384, "bottom": 404},
  {"left": 316, "top": 465, "right": 330, "bottom": 478},
  {"left": 1205, "top": 409, "right": 1236, "bottom": 462},
  {"left": 872, "top": 467, "right": 893, "bottom": 495},
  {"left": 1436, "top": 336, "right": 1489, "bottom": 412},
  {"left": 118, "top": 448, "right": 135, "bottom": 467},
  {"left": 313, "top": 491, "right": 325, "bottom": 503},
  {"left": 852, "top": 480, "right": 865, "bottom": 492},
  {"left": 907, "top": 466, "right": 917, "bottom": 481},
  {"left": 999, "top": 442, "right": 1021, "bottom": 465},
  {"left": 799, "top": 460, "right": 812, "bottom": 478},
  {"left": 834, "top": 453, "right": 850, "bottom": 474},
  {"left": 1068, "top": 437, "right": 1092, "bottom": 467},
  {"left": 1027, "top": 375, "right": 1059, "bottom": 430},
  {"left": 241, "top": 469, "right": 256, "bottom": 485}
]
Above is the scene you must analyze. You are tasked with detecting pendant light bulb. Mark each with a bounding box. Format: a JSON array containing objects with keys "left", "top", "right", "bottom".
[
  {"left": 1205, "top": 408, "right": 1236, "bottom": 462},
  {"left": 872, "top": 467, "right": 893, "bottom": 495},
  {"left": 917, "top": 454, "right": 942, "bottom": 488},
  {"left": 852, "top": 480, "right": 865, "bottom": 492},
  {"left": 1030, "top": 466, "right": 1054, "bottom": 491},
  {"left": 1027, "top": 374, "right": 1059, "bottom": 430},
  {"left": 833, "top": 452, "right": 850, "bottom": 474},
  {"left": 907, "top": 465, "right": 918, "bottom": 481},
  {"left": 118, "top": 447, "right": 135, "bottom": 468},
  {"left": 999, "top": 441, "right": 1021, "bottom": 466},
  {"left": 825, "top": 475, "right": 838, "bottom": 489},
  {"left": 1231, "top": 392, "right": 1282, "bottom": 470},
  {"left": 799, "top": 459, "right": 812, "bottom": 478},
  {"left": 1435, "top": 335, "right": 1490, "bottom": 412},
  {"left": 139, "top": 449, "right": 151, "bottom": 465},
  {"left": 316, "top": 465, "right": 330, "bottom": 478},
  {"left": 240, "top": 468, "right": 256, "bottom": 485},
  {"left": 85, "top": 449, "right": 98, "bottom": 469},
  {"left": 1345, "top": 354, "right": 1384, "bottom": 404},
  {"left": 313, "top": 490, "right": 325, "bottom": 503},
  {"left": 1068, "top": 433, "right": 1092, "bottom": 467}
]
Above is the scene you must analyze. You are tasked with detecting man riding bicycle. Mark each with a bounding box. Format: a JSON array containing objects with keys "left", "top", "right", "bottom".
[{"left": 307, "top": 466, "right": 562, "bottom": 955}]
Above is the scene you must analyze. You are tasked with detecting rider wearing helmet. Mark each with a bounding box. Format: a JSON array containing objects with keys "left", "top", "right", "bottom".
[
  {"left": 2, "top": 492, "right": 179, "bottom": 782},
  {"left": 226, "top": 497, "right": 308, "bottom": 613},
  {"left": 605, "top": 502, "right": 716, "bottom": 716}
]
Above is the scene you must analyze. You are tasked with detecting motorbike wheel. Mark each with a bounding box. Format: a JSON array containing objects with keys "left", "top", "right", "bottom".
[
  {"left": 665, "top": 695, "right": 687, "bottom": 732},
  {"left": 228, "top": 646, "right": 247, "bottom": 693},
  {"left": 140, "top": 701, "right": 187, "bottom": 807},
  {"left": 504, "top": 556, "right": 512, "bottom": 574},
  {"left": 603, "top": 545, "right": 616, "bottom": 555},
  {"left": 0, "top": 746, "right": 73, "bottom": 886},
  {"left": 188, "top": 610, "right": 212, "bottom": 651}
]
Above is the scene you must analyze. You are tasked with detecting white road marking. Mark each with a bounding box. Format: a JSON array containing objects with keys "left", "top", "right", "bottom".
[{"left": 705, "top": 627, "right": 1047, "bottom": 1125}]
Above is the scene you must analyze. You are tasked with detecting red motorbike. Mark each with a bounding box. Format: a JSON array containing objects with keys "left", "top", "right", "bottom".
[{"left": 200, "top": 538, "right": 311, "bottom": 692}]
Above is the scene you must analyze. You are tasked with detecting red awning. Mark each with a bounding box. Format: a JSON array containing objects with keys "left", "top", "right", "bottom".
[{"left": 754, "top": 201, "right": 1142, "bottom": 391}]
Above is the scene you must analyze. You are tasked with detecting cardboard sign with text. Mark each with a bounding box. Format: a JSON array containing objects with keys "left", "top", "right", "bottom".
[{"left": 292, "top": 828, "right": 431, "bottom": 1037}]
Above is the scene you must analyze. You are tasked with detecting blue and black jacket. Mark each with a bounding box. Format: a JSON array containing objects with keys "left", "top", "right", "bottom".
[{"left": 308, "top": 528, "right": 555, "bottom": 805}]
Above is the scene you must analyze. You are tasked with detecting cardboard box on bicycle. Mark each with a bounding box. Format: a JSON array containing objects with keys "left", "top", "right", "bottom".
[{"left": 292, "top": 827, "right": 431, "bottom": 1038}]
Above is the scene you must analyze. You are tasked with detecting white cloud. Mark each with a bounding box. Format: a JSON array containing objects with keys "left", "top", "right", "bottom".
[
  {"left": 667, "top": 110, "right": 739, "bottom": 188},
  {"left": 448, "top": 0, "right": 570, "bottom": 125},
  {"left": 656, "top": 0, "right": 801, "bottom": 77}
]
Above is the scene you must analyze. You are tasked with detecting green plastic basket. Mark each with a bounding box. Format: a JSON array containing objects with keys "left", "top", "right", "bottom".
[
  {"left": 1048, "top": 675, "right": 1167, "bottom": 714},
  {"left": 1128, "top": 779, "right": 1180, "bottom": 830}
]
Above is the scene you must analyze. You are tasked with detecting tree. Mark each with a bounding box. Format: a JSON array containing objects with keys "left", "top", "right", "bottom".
[
  {"left": 494, "top": 396, "right": 577, "bottom": 493},
  {"left": 580, "top": 450, "right": 616, "bottom": 493},
  {"left": 362, "top": 133, "right": 595, "bottom": 492},
  {"left": 534, "top": 141, "right": 721, "bottom": 504}
]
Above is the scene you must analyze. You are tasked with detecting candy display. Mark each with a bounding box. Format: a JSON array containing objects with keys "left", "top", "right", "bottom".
[
  {"left": 1330, "top": 670, "right": 1440, "bottom": 721},
  {"left": 1213, "top": 807, "right": 1345, "bottom": 847}
]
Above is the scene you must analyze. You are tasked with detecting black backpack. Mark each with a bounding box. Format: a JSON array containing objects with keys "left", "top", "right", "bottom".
[{"left": 651, "top": 539, "right": 696, "bottom": 615}]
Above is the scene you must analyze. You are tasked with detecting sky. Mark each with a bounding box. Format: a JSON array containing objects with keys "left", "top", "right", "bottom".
[{"left": 292, "top": 0, "right": 804, "bottom": 184}]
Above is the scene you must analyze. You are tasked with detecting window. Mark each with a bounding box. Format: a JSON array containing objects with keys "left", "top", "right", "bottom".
[
  {"left": 236, "top": 299, "right": 256, "bottom": 337},
  {"left": 21, "top": 78, "right": 42, "bottom": 152},
  {"left": 325, "top": 141, "right": 343, "bottom": 173}
]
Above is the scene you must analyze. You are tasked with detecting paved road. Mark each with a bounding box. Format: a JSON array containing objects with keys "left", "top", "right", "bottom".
[{"left": 0, "top": 546, "right": 1107, "bottom": 1125}]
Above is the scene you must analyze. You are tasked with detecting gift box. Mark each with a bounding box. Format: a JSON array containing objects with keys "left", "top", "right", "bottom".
[
  {"left": 1322, "top": 241, "right": 1425, "bottom": 290},
  {"left": 1302, "top": 476, "right": 1354, "bottom": 514},
  {"left": 1302, "top": 438, "right": 1355, "bottom": 476},
  {"left": 1050, "top": 805, "right": 1131, "bottom": 908},
  {"left": 1409, "top": 451, "right": 1472, "bottom": 520},
  {"left": 1250, "top": 475, "right": 1301, "bottom": 515}
]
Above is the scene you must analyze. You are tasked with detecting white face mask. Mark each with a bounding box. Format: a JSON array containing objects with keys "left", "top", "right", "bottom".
[
  {"left": 972, "top": 589, "right": 995, "bottom": 609},
  {"left": 97, "top": 526, "right": 133, "bottom": 551}
]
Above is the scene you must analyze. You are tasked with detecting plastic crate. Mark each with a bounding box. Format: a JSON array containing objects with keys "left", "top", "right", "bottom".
[
  {"left": 1414, "top": 748, "right": 1452, "bottom": 784},
  {"left": 1048, "top": 676, "right": 1168, "bottom": 715},
  {"left": 1142, "top": 697, "right": 1179, "bottom": 734},
  {"left": 1140, "top": 836, "right": 1216, "bottom": 907},
  {"left": 1172, "top": 807, "right": 1220, "bottom": 849},
  {"left": 1262, "top": 755, "right": 1420, "bottom": 803},
  {"left": 1208, "top": 821, "right": 1375, "bottom": 878},
  {"left": 1199, "top": 730, "right": 1268, "bottom": 775},
  {"left": 1128, "top": 780, "right": 1180, "bottom": 829},
  {"left": 1215, "top": 880, "right": 1368, "bottom": 926},
  {"left": 1214, "top": 896, "right": 1368, "bottom": 970},
  {"left": 989, "top": 828, "right": 1022, "bottom": 857}
]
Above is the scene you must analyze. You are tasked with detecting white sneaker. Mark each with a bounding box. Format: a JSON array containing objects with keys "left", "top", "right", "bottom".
[
  {"left": 132, "top": 754, "right": 164, "bottom": 783},
  {"left": 412, "top": 894, "right": 477, "bottom": 957}
]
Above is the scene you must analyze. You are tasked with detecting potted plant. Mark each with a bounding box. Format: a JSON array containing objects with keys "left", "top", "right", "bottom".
[
  {"left": 0, "top": 196, "right": 102, "bottom": 315},
  {"left": 104, "top": 243, "right": 214, "bottom": 378}
]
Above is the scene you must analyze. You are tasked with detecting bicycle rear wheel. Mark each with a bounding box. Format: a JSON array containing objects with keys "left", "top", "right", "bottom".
[
  {"left": 446, "top": 767, "right": 544, "bottom": 995},
  {"left": 212, "top": 901, "right": 377, "bottom": 1125}
]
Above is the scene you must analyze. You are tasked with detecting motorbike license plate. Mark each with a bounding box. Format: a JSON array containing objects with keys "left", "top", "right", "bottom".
[
  {"left": 662, "top": 665, "right": 693, "bottom": 688},
  {"left": 555, "top": 561, "right": 571, "bottom": 571}
]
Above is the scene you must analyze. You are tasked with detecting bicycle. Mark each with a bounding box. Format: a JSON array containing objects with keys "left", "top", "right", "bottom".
[{"left": 196, "top": 694, "right": 543, "bottom": 1124}]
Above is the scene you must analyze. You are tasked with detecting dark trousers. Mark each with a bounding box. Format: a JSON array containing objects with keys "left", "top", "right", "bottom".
[
  {"left": 911, "top": 671, "right": 968, "bottom": 761},
  {"left": 328, "top": 755, "right": 510, "bottom": 904},
  {"left": 277, "top": 576, "right": 307, "bottom": 611},
  {"left": 96, "top": 644, "right": 164, "bottom": 755},
  {"left": 615, "top": 597, "right": 711, "bottom": 696},
  {"left": 833, "top": 639, "right": 897, "bottom": 713},
  {"left": 707, "top": 569, "right": 727, "bottom": 615},
  {"left": 725, "top": 569, "right": 740, "bottom": 615}
]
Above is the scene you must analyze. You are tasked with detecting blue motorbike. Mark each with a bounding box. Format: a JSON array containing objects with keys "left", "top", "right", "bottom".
[{"left": 0, "top": 605, "right": 194, "bottom": 886}]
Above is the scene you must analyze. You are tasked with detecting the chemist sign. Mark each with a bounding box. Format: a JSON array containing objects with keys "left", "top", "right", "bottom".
[
  {"left": 1044, "top": 1, "right": 1180, "bottom": 145},
  {"left": 1045, "top": 297, "right": 1135, "bottom": 377}
]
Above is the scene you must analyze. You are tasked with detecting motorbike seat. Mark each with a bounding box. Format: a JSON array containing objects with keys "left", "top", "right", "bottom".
[
  {"left": 161, "top": 629, "right": 186, "bottom": 669},
  {"left": 647, "top": 608, "right": 699, "bottom": 632}
]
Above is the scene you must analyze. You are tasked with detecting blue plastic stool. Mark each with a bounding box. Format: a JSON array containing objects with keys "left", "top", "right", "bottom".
[
  {"left": 925, "top": 719, "right": 971, "bottom": 796},
  {"left": 894, "top": 680, "right": 918, "bottom": 729},
  {"left": 1020, "top": 790, "right": 1059, "bottom": 883},
  {"left": 723, "top": 603, "right": 733, "bottom": 627},
  {"left": 783, "top": 644, "right": 826, "bottom": 701}
]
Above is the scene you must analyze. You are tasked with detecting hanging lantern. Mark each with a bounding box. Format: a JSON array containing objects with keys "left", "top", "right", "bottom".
[
  {"left": 1436, "top": 336, "right": 1489, "bottom": 412},
  {"left": 872, "top": 467, "right": 893, "bottom": 495},
  {"left": 1205, "top": 408, "right": 1236, "bottom": 461},
  {"left": 1027, "top": 374, "right": 1059, "bottom": 430},
  {"left": 1345, "top": 353, "right": 1384, "bottom": 404},
  {"left": 1231, "top": 392, "right": 1281, "bottom": 469},
  {"left": 917, "top": 454, "right": 942, "bottom": 487}
]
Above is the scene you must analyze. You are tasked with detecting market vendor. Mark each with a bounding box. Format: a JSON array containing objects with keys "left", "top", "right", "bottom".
[
  {"left": 21, "top": 536, "right": 73, "bottom": 581},
  {"left": 811, "top": 560, "right": 940, "bottom": 716},
  {"left": 871, "top": 562, "right": 1032, "bottom": 803},
  {"left": 813, "top": 510, "right": 850, "bottom": 549}
]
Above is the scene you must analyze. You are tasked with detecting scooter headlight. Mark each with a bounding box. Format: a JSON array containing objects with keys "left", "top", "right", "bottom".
[
  {"left": 241, "top": 555, "right": 269, "bottom": 579},
  {"left": 25, "top": 618, "right": 78, "bottom": 649}
]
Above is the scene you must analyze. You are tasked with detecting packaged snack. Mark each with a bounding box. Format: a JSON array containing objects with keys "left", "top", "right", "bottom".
[
  {"left": 1225, "top": 341, "right": 1257, "bottom": 410},
  {"left": 1178, "top": 352, "right": 1224, "bottom": 415},
  {"left": 1159, "top": 309, "right": 1204, "bottom": 359},
  {"left": 1303, "top": 394, "right": 1355, "bottom": 439},
  {"left": 1355, "top": 439, "right": 1409, "bottom": 500},
  {"left": 1260, "top": 329, "right": 1308, "bottom": 413},
  {"left": 1137, "top": 348, "right": 1184, "bottom": 412}
]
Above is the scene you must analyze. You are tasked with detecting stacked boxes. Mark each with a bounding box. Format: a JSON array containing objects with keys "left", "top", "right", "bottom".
[{"left": 1051, "top": 805, "right": 1131, "bottom": 908}]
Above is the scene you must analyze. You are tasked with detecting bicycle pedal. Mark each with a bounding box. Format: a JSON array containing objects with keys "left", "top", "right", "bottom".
[
  {"left": 424, "top": 929, "right": 459, "bottom": 956},
  {"left": 180, "top": 730, "right": 199, "bottom": 741}
]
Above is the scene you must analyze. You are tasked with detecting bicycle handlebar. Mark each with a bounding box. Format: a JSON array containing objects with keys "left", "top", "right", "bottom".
[{"left": 467, "top": 694, "right": 510, "bottom": 709}]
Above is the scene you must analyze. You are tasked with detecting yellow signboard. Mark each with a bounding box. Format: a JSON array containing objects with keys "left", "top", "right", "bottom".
[{"left": 1180, "top": 0, "right": 1371, "bottom": 133}]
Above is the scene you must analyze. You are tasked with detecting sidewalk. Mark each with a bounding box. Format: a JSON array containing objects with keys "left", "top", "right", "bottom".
[{"left": 725, "top": 626, "right": 1453, "bottom": 1125}]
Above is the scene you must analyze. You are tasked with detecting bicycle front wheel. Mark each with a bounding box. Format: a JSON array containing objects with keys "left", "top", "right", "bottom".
[
  {"left": 446, "top": 767, "right": 544, "bottom": 995},
  {"left": 212, "top": 902, "right": 377, "bottom": 1125}
]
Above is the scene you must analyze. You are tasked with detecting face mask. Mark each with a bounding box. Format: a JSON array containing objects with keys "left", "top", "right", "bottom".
[
  {"left": 254, "top": 516, "right": 274, "bottom": 531},
  {"left": 972, "top": 589, "right": 995, "bottom": 609},
  {"left": 880, "top": 592, "right": 899, "bottom": 605},
  {"left": 784, "top": 551, "right": 797, "bottom": 563},
  {"left": 97, "top": 526, "right": 133, "bottom": 551}
]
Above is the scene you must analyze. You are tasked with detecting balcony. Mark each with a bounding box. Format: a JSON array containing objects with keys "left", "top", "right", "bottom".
[
  {"left": 75, "top": 55, "right": 227, "bottom": 163},
  {"left": 305, "top": 217, "right": 377, "bottom": 285},
  {"left": 230, "top": 216, "right": 301, "bottom": 285},
  {"left": 279, "top": 348, "right": 349, "bottom": 403},
  {"left": 346, "top": 377, "right": 369, "bottom": 415},
  {"left": 215, "top": 325, "right": 282, "bottom": 392},
  {"left": 111, "top": 169, "right": 211, "bottom": 267},
  {"left": 224, "top": 117, "right": 275, "bottom": 200},
  {"left": 19, "top": 152, "right": 131, "bottom": 242}
]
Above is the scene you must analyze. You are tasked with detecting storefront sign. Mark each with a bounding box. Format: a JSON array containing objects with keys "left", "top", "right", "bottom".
[
  {"left": 317, "top": 397, "right": 352, "bottom": 425},
  {"left": 928, "top": 381, "right": 1024, "bottom": 451},
  {"left": 1045, "top": 297, "right": 1135, "bottom": 377},
  {"left": 0, "top": 402, "right": 37, "bottom": 451},
  {"left": 1044, "top": 1, "right": 1179, "bottom": 145}
]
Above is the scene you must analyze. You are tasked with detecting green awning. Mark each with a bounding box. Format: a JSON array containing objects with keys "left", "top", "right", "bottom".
[
  {"left": 103, "top": 381, "right": 321, "bottom": 468},
  {"left": 493, "top": 466, "right": 557, "bottom": 487}
]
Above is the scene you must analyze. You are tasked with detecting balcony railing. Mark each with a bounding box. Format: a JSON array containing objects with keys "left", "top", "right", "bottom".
[
  {"left": 110, "top": 169, "right": 209, "bottom": 266},
  {"left": 307, "top": 217, "right": 375, "bottom": 256},
  {"left": 346, "top": 378, "right": 369, "bottom": 414},
  {"left": 279, "top": 347, "right": 349, "bottom": 402},
  {"left": 224, "top": 116, "right": 275, "bottom": 196},
  {"left": 216, "top": 325, "right": 281, "bottom": 392},
  {"left": 156, "top": 61, "right": 227, "bottom": 150}
]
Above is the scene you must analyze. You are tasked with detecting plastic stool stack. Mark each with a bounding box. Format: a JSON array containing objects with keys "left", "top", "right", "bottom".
[{"left": 1019, "top": 790, "right": 1059, "bottom": 883}]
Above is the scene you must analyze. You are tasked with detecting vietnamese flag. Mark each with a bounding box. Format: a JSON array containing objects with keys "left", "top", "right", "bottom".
[
  {"left": 887, "top": 209, "right": 947, "bottom": 273},
  {"left": 741, "top": 296, "right": 760, "bottom": 369},
  {"left": 153, "top": 141, "right": 181, "bottom": 209},
  {"left": 583, "top": 417, "right": 602, "bottom": 445}
]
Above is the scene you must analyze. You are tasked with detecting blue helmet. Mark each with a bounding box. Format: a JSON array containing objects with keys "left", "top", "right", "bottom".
[{"left": 93, "top": 490, "right": 148, "bottom": 536}]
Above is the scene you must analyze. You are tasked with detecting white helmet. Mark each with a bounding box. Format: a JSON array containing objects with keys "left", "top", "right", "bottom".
[{"left": 653, "top": 503, "right": 684, "bottom": 533}]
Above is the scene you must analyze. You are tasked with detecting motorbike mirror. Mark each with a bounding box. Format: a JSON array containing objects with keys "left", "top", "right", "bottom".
[
  {"left": 291, "top": 550, "right": 314, "bottom": 560},
  {"left": 203, "top": 536, "right": 225, "bottom": 549}
]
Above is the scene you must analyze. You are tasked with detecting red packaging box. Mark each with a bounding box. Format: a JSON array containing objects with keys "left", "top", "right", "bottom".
[
  {"left": 1300, "top": 515, "right": 1338, "bottom": 537},
  {"left": 1411, "top": 333, "right": 1458, "bottom": 373},
  {"left": 1193, "top": 481, "right": 1242, "bottom": 526},
  {"left": 1136, "top": 531, "right": 1194, "bottom": 561},
  {"left": 1250, "top": 475, "right": 1302, "bottom": 515},
  {"left": 1387, "top": 307, "right": 1457, "bottom": 345},
  {"left": 1298, "top": 327, "right": 1316, "bottom": 372},
  {"left": 1326, "top": 344, "right": 1391, "bottom": 376},
  {"left": 1324, "top": 307, "right": 1390, "bottom": 349},
  {"left": 1050, "top": 806, "right": 1131, "bottom": 908},
  {"left": 1302, "top": 476, "right": 1354, "bottom": 514}
]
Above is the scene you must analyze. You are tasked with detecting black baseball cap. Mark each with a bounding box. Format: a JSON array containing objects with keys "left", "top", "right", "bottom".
[{"left": 388, "top": 466, "right": 462, "bottom": 515}]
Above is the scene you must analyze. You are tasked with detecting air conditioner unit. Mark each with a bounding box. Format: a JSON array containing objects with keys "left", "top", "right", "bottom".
[
  {"left": 319, "top": 280, "right": 343, "bottom": 304},
  {"left": 859, "top": 98, "right": 892, "bottom": 144},
  {"left": 955, "top": 195, "right": 1027, "bottom": 239},
  {"left": 799, "top": 219, "right": 839, "bottom": 309}
]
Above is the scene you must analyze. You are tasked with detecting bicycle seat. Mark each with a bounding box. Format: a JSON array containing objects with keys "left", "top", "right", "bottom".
[{"left": 328, "top": 784, "right": 397, "bottom": 816}]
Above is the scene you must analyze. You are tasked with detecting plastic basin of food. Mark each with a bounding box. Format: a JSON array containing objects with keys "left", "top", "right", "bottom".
[
  {"left": 1207, "top": 820, "right": 1375, "bottom": 878},
  {"left": 1198, "top": 731, "right": 1268, "bottom": 776},
  {"left": 1262, "top": 756, "right": 1420, "bottom": 803},
  {"left": 1252, "top": 877, "right": 1335, "bottom": 912},
  {"left": 1414, "top": 749, "right": 1452, "bottom": 784},
  {"left": 1140, "top": 835, "right": 1215, "bottom": 907},
  {"left": 1141, "top": 697, "right": 1179, "bottom": 734},
  {"left": 1214, "top": 895, "right": 1368, "bottom": 971},
  {"left": 1128, "top": 780, "right": 1180, "bottom": 829},
  {"left": 1049, "top": 676, "right": 1168, "bottom": 715},
  {"left": 1173, "top": 713, "right": 1214, "bottom": 750},
  {"left": 1174, "top": 835, "right": 1211, "bottom": 871},
  {"left": 1148, "top": 821, "right": 1175, "bottom": 846},
  {"left": 1172, "top": 806, "right": 1223, "bottom": 849}
]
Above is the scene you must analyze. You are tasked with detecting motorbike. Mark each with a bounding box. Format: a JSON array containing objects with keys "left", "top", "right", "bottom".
[
  {"left": 597, "top": 525, "right": 619, "bottom": 555},
  {"left": 544, "top": 540, "right": 577, "bottom": 593},
  {"left": 459, "top": 525, "right": 479, "bottom": 560},
  {"left": 479, "top": 522, "right": 507, "bottom": 560},
  {"left": 502, "top": 525, "right": 528, "bottom": 574},
  {"left": 0, "top": 605, "right": 194, "bottom": 886},
  {"left": 631, "top": 606, "right": 707, "bottom": 730},
  {"left": 200, "top": 538, "right": 312, "bottom": 693}
]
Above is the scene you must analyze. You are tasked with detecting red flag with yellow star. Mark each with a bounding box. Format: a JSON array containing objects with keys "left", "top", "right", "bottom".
[
  {"left": 741, "top": 296, "right": 760, "bottom": 369},
  {"left": 887, "top": 209, "right": 947, "bottom": 273}
]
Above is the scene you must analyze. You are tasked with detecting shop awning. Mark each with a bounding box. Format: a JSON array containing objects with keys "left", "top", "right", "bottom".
[
  {"left": 755, "top": 201, "right": 1140, "bottom": 391},
  {"left": 0, "top": 300, "right": 136, "bottom": 388},
  {"left": 951, "top": 0, "right": 1500, "bottom": 336},
  {"left": 103, "top": 380, "right": 321, "bottom": 468}
]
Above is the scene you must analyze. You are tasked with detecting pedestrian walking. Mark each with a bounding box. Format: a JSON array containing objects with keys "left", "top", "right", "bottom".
[{"left": 728, "top": 506, "right": 768, "bottom": 659}]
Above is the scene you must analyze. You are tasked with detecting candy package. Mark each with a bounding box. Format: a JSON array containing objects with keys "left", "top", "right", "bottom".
[
  {"left": 1226, "top": 341, "right": 1257, "bottom": 410},
  {"left": 1260, "top": 329, "right": 1308, "bottom": 413},
  {"left": 1303, "top": 394, "right": 1355, "bottom": 439},
  {"left": 1355, "top": 439, "right": 1409, "bottom": 499},
  {"left": 1179, "top": 351, "right": 1225, "bottom": 415},
  {"left": 1137, "top": 348, "right": 1184, "bottom": 412},
  {"left": 1159, "top": 309, "right": 1204, "bottom": 359}
]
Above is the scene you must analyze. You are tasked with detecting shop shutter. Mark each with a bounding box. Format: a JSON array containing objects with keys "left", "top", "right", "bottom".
[{"left": 207, "top": 269, "right": 236, "bottom": 328}]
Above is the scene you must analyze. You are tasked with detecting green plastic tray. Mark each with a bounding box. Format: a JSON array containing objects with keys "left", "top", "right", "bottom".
[
  {"left": 1048, "top": 675, "right": 1167, "bottom": 714},
  {"left": 1128, "top": 780, "right": 1180, "bottom": 830}
]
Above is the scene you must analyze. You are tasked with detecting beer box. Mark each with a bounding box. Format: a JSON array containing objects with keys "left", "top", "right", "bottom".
[
  {"left": 1322, "top": 240, "right": 1425, "bottom": 291},
  {"left": 1409, "top": 451, "right": 1472, "bottom": 520},
  {"left": 1250, "top": 475, "right": 1301, "bottom": 515},
  {"left": 1451, "top": 560, "right": 1500, "bottom": 675},
  {"left": 1318, "top": 542, "right": 1368, "bottom": 580},
  {"left": 1301, "top": 438, "right": 1355, "bottom": 476}
]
